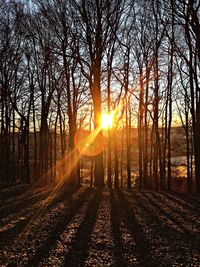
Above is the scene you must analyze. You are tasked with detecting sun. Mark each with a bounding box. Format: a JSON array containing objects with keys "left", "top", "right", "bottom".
[{"left": 101, "top": 113, "right": 114, "bottom": 129}]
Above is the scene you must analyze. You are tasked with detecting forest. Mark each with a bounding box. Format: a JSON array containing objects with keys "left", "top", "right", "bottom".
[{"left": 0, "top": 0, "right": 200, "bottom": 266}]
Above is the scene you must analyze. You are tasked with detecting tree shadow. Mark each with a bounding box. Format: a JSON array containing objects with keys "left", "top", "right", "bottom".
[
  {"left": 0, "top": 185, "right": 78, "bottom": 218},
  {"left": 161, "top": 191, "right": 200, "bottom": 210},
  {"left": 24, "top": 187, "right": 91, "bottom": 267},
  {"left": 116, "top": 189, "right": 155, "bottom": 267},
  {"left": 110, "top": 189, "right": 127, "bottom": 267},
  {"left": 140, "top": 191, "right": 195, "bottom": 238},
  {"left": 0, "top": 186, "right": 80, "bottom": 250},
  {"left": 62, "top": 188, "right": 103, "bottom": 267}
]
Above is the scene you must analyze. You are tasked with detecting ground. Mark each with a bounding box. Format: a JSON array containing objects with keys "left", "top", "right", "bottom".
[{"left": 0, "top": 184, "right": 200, "bottom": 266}]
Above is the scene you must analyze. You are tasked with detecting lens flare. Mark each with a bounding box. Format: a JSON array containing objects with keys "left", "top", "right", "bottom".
[{"left": 74, "top": 128, "right": 105, "bottom": 156}]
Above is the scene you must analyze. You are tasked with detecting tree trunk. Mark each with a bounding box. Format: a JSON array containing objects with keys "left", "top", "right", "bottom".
[{"left": 92, "top": 63, "right": 104, "bottom": 187}]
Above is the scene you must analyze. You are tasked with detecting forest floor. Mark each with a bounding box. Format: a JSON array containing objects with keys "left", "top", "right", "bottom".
[{"left": 0, "top": 184, "right": 200, "bottom": 267}]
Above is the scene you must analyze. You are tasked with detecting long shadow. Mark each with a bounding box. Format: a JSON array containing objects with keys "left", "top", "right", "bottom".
[
  {"left": 171, "top": 192, "right": 200, "bottom": 208},
  {"left": 0, "top": 185, "right": 80, "bottom": 250},
  {"left": 62, "top": 188, "right": 103, "bottom": 267},
  {"left": 134, "top": 191, "right": 186, "bottom": 235},
  {"left": 116, "top": 189, "right": 155, "bottom": 267},
  {"left": 149, "top": 191, "right": 200, "bottom": 227},
  {"left": 0, "top": 181, "right": 61, "bottom": 217},
  {"left": 111, "top": 190, "right": 145, "bottom": 266},
  {"left": 139, "top": 191, "right": 200, "bottom": 249},
  {"left": 25, "top": 187, "right": 92, "bottom": 267},
  {"left": 0, "top": 184, "right": 30, "bottom": 202},
  {"left": 0, "top": 182, "right": 53, "bottom": 207},
  {"left": 140, "top": 191, "right": 197, "bottom": 239},
  {"left": 110, "top": 189, "right": 127, "bottom": 267},
  {"left": 0, "top": 180, "right": 68, "bottom": 209},
  {"left": 0, "top": 188, "right": 52, "bottom": 219},
  {"left": 131, "top": 190, "right": 200, "bottom": 247},
  {"left": 158, "top": 191, "right": 200, "bottom": 211},
  {"left": 0, "top": 183, "right": 80, "bottom": 220}
]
